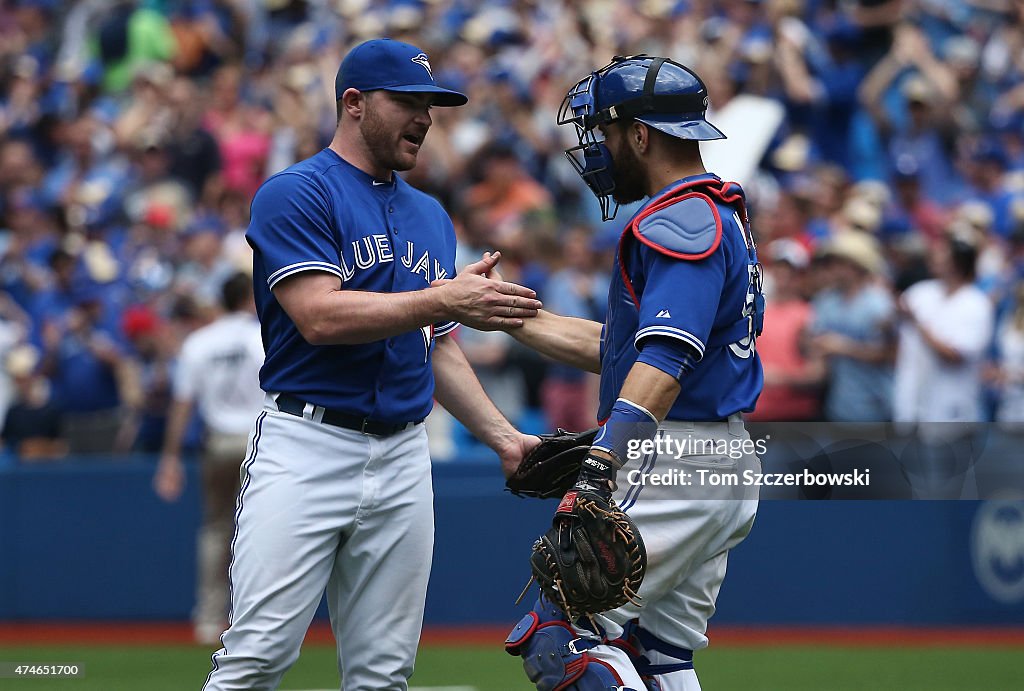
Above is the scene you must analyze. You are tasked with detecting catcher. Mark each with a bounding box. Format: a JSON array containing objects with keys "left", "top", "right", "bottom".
[{"left": 495, "top": 56, "right": 764, "bottom": 691}]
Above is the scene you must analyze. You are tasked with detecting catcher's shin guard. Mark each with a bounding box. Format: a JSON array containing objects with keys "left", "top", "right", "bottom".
[{"left": 506, "top": 598, "right": 637, "bottom": 691}]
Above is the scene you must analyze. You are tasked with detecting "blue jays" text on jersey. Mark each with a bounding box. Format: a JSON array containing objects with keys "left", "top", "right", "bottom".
[
  {"left": 246, "top": 148, "right": 457, "bottom": 423},
  {"left": 599, "top": 173, "right": 764, "bottom": 422}
]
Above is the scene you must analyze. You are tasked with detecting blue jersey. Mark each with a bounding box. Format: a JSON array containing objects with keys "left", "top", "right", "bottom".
[
  {"left": 246, "top": 148, "right": 458, "bottom": 423},
  {"left": 599, "top": 174, "right": 763, "bottom": 422}
]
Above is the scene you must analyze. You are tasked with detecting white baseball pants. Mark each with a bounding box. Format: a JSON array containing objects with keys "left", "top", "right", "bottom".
[
  {"left": 203, "top": 399, "right": 434, "bottom": 691},
  {"left": 583, "top": 416, "right": 760, "bottom": 691}
]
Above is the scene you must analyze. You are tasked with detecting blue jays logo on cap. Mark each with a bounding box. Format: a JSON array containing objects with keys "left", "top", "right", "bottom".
[
  {"left": 411, "top": 53, "right": 432, "bottom": 78},
  {"left": 336, "top": 39, "right": 467, "bottom": 107}
]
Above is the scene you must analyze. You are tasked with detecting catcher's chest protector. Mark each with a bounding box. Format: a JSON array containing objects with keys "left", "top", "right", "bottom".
[{"left": 598, "top": 174, "right": 764, "bottom": 423}]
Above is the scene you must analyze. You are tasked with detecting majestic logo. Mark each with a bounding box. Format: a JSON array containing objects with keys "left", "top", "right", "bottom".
[
  {"left": 411, "top": 53, "right": 433, "bottom": 78},
  {"left": 971, "top": 500, "right": 1024, "bottom": 604},
  {"left": 656, "top": 309, "right": 672, "bottom": 319}
]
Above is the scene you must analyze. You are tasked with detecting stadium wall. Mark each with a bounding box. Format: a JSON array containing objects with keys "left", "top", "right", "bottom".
[{"left": 0, "top": 458, "right": 1022, "bottom": 625}]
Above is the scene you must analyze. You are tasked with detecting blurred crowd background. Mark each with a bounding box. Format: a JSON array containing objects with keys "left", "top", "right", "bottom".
[{"left": 2, "top": 0, "right": 1024, "bottom": 463}]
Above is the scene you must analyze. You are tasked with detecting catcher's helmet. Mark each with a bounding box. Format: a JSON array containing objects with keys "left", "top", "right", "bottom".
[{"left": 558, "top": 55, "right": 724, "bottom": 220}]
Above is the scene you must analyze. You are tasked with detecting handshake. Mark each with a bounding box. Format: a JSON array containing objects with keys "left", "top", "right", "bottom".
[{"left": 430, "top": 251, "right": 542, "bottom": 330}]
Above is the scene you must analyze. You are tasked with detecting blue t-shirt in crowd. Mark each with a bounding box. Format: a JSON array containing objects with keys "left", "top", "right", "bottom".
[{"left": 811, "top": 285, "right": 895, "bottom": 421}]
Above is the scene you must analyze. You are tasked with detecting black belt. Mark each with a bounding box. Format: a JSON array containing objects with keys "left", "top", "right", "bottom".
[{"left": 274, "top": 394, "right": 422, "bottom": 437}]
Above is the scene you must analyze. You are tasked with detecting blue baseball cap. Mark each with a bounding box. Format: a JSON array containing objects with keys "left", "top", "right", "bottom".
[{"left": 335, "top": 39, "right": 468, "bottom": 107}]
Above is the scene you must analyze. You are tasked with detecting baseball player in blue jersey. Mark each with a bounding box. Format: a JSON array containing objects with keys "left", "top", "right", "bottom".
[
  {"left": 497, "top": 56, "right": 764, "bottom": 690},
  {"left": 202, "top": 39, "right": 543, "bottom": 691}
]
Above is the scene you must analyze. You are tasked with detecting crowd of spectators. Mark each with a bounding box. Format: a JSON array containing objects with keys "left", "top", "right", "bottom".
[{"left": 2, "top": 0, "right": 1024, "bottom": 463}]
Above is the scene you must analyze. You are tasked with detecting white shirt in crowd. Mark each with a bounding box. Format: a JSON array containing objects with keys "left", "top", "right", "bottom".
[
  {"left": 996, "top": 319, "right": 1024, "bottom": 423},
  {"left": 0, "top": 318, "right": 24, "bottom": 425},
  {"left": 174, "top": 312, "right": 265, "bottom": 436},
  {"left": 894, "top": 279, "right": 994, "bottom": 423}
]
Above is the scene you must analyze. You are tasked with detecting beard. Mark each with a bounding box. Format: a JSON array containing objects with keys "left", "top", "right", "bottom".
[
  {"left": 361, "top": 101, "right": 418, "bottom": 173},
  {"left": 608, "top": 139, "right": 648, "bottom": 205}
]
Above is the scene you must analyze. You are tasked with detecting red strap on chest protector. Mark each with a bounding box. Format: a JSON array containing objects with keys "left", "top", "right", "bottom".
[{"left": 617, "top": 179, "right": 749, "bottom": 309}]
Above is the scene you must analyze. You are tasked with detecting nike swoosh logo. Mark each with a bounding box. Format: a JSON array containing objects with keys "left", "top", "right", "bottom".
[{"left": 372, "top": 181, "right": 389, "bottom": 186}]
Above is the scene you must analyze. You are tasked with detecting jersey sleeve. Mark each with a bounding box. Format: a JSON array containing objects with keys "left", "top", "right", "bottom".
[
  {"left": 247, "top": 172, "right": 342, "bottom": 289},
  {"left": 434, "top": 320, "right": 459, "bottom": 337},
  {"left": 433, "top": 212, "right": 460, "bottom": 338},
  {"left": 634, "top": 241, "right": 726, "bottom": 360}
]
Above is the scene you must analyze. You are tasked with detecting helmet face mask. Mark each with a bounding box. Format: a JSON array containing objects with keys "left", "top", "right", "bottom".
[
  {"left": 558, "top": 72, "right": 619, "bottom": 221},
  {"left": 558, "top": 55, "right": 725, "bottom": 221}
]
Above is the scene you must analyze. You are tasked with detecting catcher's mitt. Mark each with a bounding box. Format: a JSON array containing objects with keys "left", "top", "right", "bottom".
[
  {"left": 506, "top": 428, "right": 600, "bottom": 499},
  {"left": 527, "top": 488, "right": 646, "bottom": 620}
]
